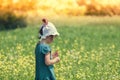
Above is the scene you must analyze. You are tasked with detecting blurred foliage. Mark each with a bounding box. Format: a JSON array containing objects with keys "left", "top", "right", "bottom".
[
  {"left": 0, "top": 0, "right": 120, "bottom": 18},
  {"left": 0, "top": 9, "right": 27, "bottom": 30}
]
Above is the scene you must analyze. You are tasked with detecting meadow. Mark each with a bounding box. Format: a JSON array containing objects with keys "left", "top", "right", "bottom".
[{"left": 0, "top": 16, "right": 120, "bottom": 80}]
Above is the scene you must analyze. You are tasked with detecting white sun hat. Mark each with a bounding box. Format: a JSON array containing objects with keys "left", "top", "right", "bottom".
[{"left": 39, "top": 18, "right": 59, "bottom": 39}]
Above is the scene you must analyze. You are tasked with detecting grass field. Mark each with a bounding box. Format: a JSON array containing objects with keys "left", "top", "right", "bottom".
[{"left": 0, "top": 16, "right": 120, "bottom": 80}]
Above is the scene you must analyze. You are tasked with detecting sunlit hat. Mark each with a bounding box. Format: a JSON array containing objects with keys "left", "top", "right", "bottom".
[{"left": 39, "top": 18, "right": 59, "bottom": 39}]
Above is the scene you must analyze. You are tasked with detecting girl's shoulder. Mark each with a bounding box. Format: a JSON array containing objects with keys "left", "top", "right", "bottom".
[
  {"left": 36, "top": 42, "right": 51, "bottom": 51},
  {"left": 37, "top": 43, "right": 50, "bottom": 48},
  {"left": 40, "top": 43, "right": 51, "bottom": 54}
]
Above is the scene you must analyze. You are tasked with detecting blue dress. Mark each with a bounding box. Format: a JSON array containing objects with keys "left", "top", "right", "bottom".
[{"left": 35, "top": 43, "right": 56, "bottom": 80}]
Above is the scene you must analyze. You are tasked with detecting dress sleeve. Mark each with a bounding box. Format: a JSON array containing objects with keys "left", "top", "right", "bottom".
[{"left": 41, "top": 45, "right": 51, "bottom": 54}]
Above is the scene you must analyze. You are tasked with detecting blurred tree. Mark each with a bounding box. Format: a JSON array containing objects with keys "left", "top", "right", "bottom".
[{"left": 0, "top": 9, "right": 27, "bottom": 30}]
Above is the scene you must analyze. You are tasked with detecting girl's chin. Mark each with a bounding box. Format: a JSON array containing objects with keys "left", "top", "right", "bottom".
[{"left": 47, "top": 41, "right": 53, "bottom": 44}]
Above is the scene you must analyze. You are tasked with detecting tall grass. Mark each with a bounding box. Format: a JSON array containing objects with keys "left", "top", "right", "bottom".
[{"left": 0, "top": 17, "right": 120, "bottom": 80}]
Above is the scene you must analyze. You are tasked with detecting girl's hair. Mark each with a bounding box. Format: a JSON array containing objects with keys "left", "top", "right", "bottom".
[
  {"left": 38, "top": 18, "right": 48, "bottom": 39},
  {"left": 38, "top": 26, "right": 42, "bottom": 39},
  {"left": 39, "top": 26, "right": 43, "bottom": 36}
]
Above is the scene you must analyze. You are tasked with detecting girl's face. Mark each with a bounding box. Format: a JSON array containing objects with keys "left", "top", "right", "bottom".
[{"left": 46, "top": 35, "right": 55, "bottom": 44}]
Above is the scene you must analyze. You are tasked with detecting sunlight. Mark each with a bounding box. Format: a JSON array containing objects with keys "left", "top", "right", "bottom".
[{"left": 0, "top": 0, "right": 120, "bottom": 16}]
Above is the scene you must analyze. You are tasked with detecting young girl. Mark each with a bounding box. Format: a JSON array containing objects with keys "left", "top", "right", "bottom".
[{"left": 35, "top": 19, "right": 60, "bottom": 80}]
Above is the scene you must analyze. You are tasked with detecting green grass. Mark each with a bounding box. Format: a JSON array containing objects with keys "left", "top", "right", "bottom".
[{"left": 0, "top": 16, "right": 120, "bottom": 80}]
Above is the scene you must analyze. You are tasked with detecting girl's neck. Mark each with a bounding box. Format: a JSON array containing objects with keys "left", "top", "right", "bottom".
[{"left": 40, "top": 39, "right": 48, "bottom": 44}]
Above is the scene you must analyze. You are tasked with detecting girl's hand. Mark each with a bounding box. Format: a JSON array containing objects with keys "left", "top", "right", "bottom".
[
  {"left": 55, "top": 57, "right": 60, "bottom": 63},
  {"left": 53, "top": 51, "right": 59, "bottom": 58}
]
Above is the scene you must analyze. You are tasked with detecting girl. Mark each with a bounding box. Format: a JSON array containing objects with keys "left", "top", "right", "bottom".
[{"left": 35, "top": 18, "right": 60, "bottom": 80}]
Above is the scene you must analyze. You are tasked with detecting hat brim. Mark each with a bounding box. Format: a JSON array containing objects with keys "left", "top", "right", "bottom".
[{"left": 52, "top": 32, "right": 59, "bottom": 36}]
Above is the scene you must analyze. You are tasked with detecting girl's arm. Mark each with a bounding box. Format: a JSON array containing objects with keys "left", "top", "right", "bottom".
[{"left": 45, "top": 52, "right": 60, "bottom": 66}]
